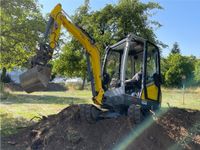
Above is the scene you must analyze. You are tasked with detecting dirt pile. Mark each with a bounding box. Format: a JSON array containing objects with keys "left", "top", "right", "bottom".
[
  {"left": 4, "top": 83, "right": 66, "bottom": 92},
  {"left": 2, "top": 105, "right": 200, "bottom": 150},
  {"left": 4, "top": 83, "right": 23, "bottom": 91}
]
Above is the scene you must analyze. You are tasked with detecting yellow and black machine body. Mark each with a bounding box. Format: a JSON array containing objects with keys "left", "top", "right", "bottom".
[
  {"left": 101, "top": 35, "right": 162, "bottom": 120},
  {"left": 20, "top": 4, "right": 162, "bottom": 123}
]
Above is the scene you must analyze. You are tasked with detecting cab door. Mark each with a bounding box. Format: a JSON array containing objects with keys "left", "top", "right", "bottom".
[{"left": 141, "top": 42, "right": 161, "bottom": 103}]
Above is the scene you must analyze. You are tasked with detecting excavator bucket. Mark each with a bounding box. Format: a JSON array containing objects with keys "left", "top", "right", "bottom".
[{"left": 20, "top": 65, "right": 51, "bottom": 93}]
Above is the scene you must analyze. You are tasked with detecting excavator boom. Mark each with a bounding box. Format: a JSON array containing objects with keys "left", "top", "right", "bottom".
[{"left": 20, "top": 4, "right": 104, "bottom": 105}]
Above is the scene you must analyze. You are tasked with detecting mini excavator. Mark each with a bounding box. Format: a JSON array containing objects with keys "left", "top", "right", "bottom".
[{"left": 20, "top": 4, "right": 162, "bottom": 123}]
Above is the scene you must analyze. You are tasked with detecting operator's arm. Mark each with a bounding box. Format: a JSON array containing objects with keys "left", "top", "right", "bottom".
[
  {"left": 45, "top": 4, "right": 104, "bottom": 105},
  {"left": 125, "top": 71, "right": 142, "bottom": 83}
]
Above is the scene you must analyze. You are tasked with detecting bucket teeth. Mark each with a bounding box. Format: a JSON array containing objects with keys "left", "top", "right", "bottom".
[{"left": 20, "top": 65, "right": 51, "bottom": 93}]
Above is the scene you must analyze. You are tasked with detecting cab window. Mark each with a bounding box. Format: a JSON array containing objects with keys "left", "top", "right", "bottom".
[
  {"left": 146, "top": 43, "right": 159, "bottom": 83},
  {"left": 105, "top": 50, "right": 121, "bottom": 89}
]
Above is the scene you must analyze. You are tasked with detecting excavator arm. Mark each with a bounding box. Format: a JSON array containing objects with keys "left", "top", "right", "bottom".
[{"left": 21, "top": 4, "right": 104, "bottom": 105}]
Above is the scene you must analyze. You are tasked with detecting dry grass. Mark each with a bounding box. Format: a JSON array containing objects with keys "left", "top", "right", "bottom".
[
  {"left": 162, "top": 87, "right": 200, "bottom": 93},
  {"left": 161, "top": 87, "right": 200, "bottom": 110}
]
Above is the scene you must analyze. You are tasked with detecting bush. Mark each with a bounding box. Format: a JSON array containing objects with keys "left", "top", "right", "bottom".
[
  {"left": 194, "top": 60, "right": 200, "bottom": 83},
  {"left": 162, "top": 54, "right": 196, "bottom": 88}
]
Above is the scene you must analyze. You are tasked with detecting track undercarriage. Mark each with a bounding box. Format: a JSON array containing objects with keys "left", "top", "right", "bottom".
[{"left": 79, "top": 103, "right": 144, "bottom": 124}]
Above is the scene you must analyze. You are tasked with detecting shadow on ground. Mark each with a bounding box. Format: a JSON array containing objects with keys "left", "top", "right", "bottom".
[
  {"left": 1, "top": 94, "right": 90, "bottom": 105},
  {"left": 4, "top": 83, "right": 67, "bottom": 92},
  {"left": 0, "top": 113, "right": 35, "bottom": 136}
]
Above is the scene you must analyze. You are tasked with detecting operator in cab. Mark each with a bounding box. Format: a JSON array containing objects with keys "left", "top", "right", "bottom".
[{"left": 125, "top": 66, "right": 143, "bottom": 97}]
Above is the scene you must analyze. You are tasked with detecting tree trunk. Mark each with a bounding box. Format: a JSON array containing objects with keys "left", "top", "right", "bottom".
[
  {"left": 0, "top": 67, "right": 7, "bottom": 82},
  {"left": 81, "top": 75, "right": 86, "bottom": 90}
]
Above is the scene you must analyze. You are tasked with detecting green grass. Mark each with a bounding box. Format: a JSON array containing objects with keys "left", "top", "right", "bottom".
[
  {"left": 0, "top": 88, "right": 200, "bottom": 136},
  {"left": 161, "top": 88, "right": 200, "bottom": 110},
  {"left": 0, "top": 90, "right": 92, "bottom": 136}
]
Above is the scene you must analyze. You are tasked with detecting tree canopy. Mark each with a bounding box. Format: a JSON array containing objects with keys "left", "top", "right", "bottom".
[
  {"left": 52, "top": 0, "right": 163, "bottom": 80},
  {"left": 0, "top": 0, "right": 45, "bottom": 70},
  {"left": 52, "top": 42, "right": 87, "bottom": 79},
  {"left": 163, "top": 54, "right": 195, "bottom": 87},
  {"left": 161, "top": 44, "right": 198, "bottom": 87},
  {"left": 194, "top": 60, "right": 200, "bottom": 83},
  {"left": 171, "top": 42, "right": 181, "bottom": 54}
]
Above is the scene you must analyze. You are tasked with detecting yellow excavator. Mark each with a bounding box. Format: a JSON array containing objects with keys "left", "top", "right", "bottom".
[{"left": 20, "top": 4, "right": 162, "bottom": 123}]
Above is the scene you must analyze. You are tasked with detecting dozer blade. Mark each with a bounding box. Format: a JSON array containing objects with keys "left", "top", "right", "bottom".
[{"left": 20, "top": 65, "right": 51, "bottom": 93}]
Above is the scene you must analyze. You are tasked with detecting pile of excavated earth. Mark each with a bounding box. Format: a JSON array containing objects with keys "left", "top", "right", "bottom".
[
  {"left": 1, "top": 105, "right": 200, "bottom": 150},
  {"left": 4, "top": 83, "right": 67, "bottom": 92}
]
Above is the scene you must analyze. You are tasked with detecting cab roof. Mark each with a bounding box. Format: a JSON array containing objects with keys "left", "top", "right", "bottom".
[{"left": 110, "top": 34, "right": 146, "bottom": 54}]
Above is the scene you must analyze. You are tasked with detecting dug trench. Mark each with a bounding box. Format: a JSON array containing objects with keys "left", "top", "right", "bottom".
[{"left": 1, "top": 105, "right": 200, "bottom": 150}]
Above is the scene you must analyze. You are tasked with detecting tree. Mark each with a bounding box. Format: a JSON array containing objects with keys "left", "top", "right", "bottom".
[
  {"left": 0, "top": 67, "right": 11, "bottom": 83},
  {"left": 194, "top": 60, "right": 200, "bottom": 83},
  {"left": 163, "top": 54, "right": 195, "bottom": 87},
  {"left": 52, "top": 42, "right": 87, "bottom": 89},
  {"left": 161, "top": 41, "right": 199, "bottom": 87},
  {"left": 0, "top": 0, "right": 45, "bottom": 72},
  {"left": 80, "top": 0, "right": 163, "bottom": 53},
  {"left": 171, "top": 42, "right": 180, "bottom": 54}
]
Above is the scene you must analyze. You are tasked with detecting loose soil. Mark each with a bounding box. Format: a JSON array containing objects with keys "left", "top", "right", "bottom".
[
  {"left": 4, "top": 83, "right": 66, "bottom": 92},
  {"left": 1, "top": 105, "right": 200, "bottom": 150}
]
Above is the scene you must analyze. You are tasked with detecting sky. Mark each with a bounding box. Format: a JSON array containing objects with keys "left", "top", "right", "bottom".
[{"left": 38, "top": 0, "right": 200, "bottom": 57}]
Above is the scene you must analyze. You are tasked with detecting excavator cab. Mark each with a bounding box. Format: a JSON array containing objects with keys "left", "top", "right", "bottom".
[{"left": 102, "top": 34, "right": 161, "bottom": 113}]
